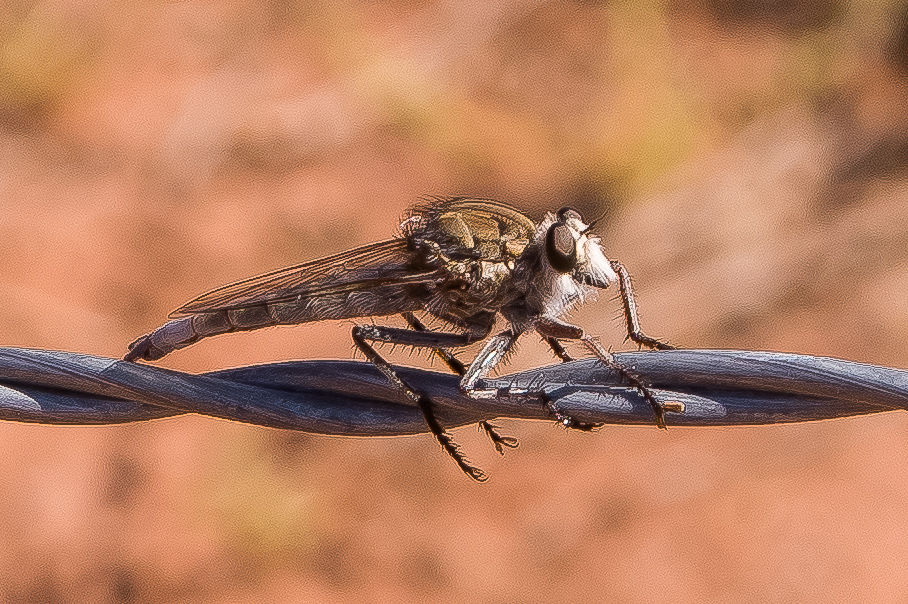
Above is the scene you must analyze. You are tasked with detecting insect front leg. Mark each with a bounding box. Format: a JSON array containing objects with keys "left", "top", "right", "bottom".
[
  {"left": 534, "top": 317, "right": 680, "bottom": 430},
  {"left": 611, "top": 260, "right": 675, "bottom": 351},
  {"left": 351, "top": 320, "right": 493, "bottom": 482},
  {"left": 401, "top": 313, "right": 518, "bottom": 455}
]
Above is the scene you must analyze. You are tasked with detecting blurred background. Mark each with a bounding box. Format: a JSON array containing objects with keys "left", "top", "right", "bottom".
[{"left": 2, "top": 0, "right": 908, "bottom": 601}]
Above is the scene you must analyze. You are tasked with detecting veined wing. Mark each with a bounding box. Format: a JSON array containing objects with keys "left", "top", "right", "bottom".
[{"left": 171, "top": 239, "right": 437, "bottom": 317}]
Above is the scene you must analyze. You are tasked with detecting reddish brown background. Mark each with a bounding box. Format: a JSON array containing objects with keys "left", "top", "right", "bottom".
[{"left": 3, "top": 1, "right": 908, "bottom": 602}]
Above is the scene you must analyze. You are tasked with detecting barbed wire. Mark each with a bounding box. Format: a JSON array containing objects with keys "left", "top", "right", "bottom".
[{"left": 0, "top": 347, "right": 905, "bottom": 434}]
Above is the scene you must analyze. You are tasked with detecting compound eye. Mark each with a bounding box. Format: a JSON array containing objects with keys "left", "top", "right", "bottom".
[
  {"left": 545, "top": 222, "right": 578, "bottom": 273},
  {"left": 556, "top": 206, "right": 583, "bottom": 223}
]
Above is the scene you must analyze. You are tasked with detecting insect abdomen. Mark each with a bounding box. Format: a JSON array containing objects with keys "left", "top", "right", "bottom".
[
  {"left": 123, "top": 309, "right": 266, "bottom": 361},
  {"left": 124, "top": 285, "right": 423, "bottom": 361}
]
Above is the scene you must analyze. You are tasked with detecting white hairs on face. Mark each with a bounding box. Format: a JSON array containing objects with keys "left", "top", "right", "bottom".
[
  {"left": 526, "top": 213, "right": 618, "bottom": 320},
  {"left": 581, "top": 235, "right": 618, "bottom": 287}
]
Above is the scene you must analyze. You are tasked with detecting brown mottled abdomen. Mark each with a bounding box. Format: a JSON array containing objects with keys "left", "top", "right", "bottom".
[{"left": 124, "top": 284, "right": 423, "bottom": 361}]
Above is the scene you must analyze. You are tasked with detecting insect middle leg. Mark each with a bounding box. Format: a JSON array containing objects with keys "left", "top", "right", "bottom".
[
  {"left": 351, "top": 318, "right": 493, "bottom": 482},
  {"left": 401, "top": 312, "right": 518, "bottom": 455},
  {"left": 456, "top": 325, "right": 605, "bottom": 431},
  {"left": 543, "top": 336, "right": 575, "bottom": 363}
]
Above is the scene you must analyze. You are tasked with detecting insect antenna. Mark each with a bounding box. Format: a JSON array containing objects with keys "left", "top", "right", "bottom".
[{"left": 581, "top": 209, "right": 609, "bottom": 234}]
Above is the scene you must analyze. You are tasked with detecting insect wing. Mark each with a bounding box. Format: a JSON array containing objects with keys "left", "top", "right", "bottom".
[{"left": 170, "top": 239, "right": 437, "bottom": 317}]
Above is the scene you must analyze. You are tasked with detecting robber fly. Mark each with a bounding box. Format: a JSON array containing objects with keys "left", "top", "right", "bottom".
[{"left": 125, "top": 197, "right": 675, "bottom": 481}]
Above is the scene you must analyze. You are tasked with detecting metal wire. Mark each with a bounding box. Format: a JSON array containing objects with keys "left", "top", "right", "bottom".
[{"left": 0, "top": 347, "right": 905, "bottom": 435}]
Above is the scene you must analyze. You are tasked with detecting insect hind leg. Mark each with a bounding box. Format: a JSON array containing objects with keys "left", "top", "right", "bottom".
[
  {"left": 352, "top": 322, "right": 490, "bottom": 481},
  {"left": 402, "top": 312, "right": 518, "bottom": 455},
  {"left": 400, "top": 312, "right": 466, "bottom": 374}
]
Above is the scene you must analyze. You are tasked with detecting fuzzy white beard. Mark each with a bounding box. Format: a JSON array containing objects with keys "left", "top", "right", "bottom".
[
  {"left": 582, "top": 235, "right": 619, "bottom": 287},
  {"left": 525, "top": 213, "right": 618, "bottom": 322},
  {"left": 532, "top": 266, "right": 591, "bottom": 319}
]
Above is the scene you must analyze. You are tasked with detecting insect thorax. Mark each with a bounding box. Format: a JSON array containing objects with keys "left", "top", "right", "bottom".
[{"left": 405, "top": 200, "right": 537, "bottom": 320}]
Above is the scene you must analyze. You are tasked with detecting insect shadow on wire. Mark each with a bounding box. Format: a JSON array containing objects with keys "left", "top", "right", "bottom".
[{"left": 124, "top": 197, "right": 674, "bottom": 481}]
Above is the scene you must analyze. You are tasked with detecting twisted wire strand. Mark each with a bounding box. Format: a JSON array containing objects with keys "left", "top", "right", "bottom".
[{"left": 0, "top": 347, "right": 905, "bottom": 434}]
